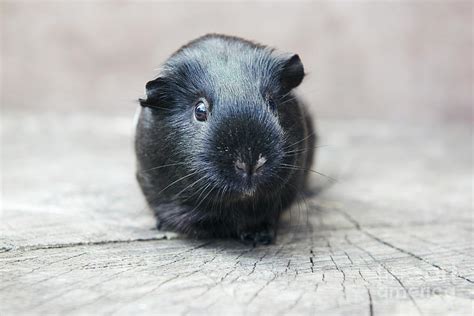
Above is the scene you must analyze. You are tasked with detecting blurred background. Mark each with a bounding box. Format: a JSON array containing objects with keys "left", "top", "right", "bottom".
[{"left": 1, "top": 0, "right": 472, "bottom": 122}]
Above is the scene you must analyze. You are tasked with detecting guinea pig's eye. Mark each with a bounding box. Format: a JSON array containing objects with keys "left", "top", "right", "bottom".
[{"left": 194, "top": 100, "right": 209, "bottom": 122}]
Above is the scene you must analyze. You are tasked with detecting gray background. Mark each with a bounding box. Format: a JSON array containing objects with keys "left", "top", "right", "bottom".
[{"left": 2, "top": 1, "right": 472, "bottom": 122}]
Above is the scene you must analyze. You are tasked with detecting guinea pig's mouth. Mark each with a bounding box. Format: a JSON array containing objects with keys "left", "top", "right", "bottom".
[
  {"left": 229, "top": 175, "right": 270, "bottom": 201},
  {"left": 224, "top": 189, "right": 257, "bottom": 202},
  {"left": 240, "top": 187, "right": 257, "bottom": 199},
  {"left": 217, "top": 179, "right": 260, "bottom": 202}
]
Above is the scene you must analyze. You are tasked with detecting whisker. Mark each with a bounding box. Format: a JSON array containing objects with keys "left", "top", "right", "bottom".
[
  {"left": 172, "top": 176, "right": 207, "bottom": 200},
  {"left": 139, "top": 162, "right": 188, "bottom": 173},
  {"left": 278, "top": 95, "right": 300, "bottom": 106},
  {"left": 217, "top": 184, "right": 228, "bottom": 220},
  {"left": 211, "top": 186, "right": 223, "bottom": 215},
  {"left": 284, "top": 145, "right": 330, "bottom": 156},
  {"left": 132, "top": 171, "right": 199, "bottom": 219},
  {"left": 279, "top": 164, "right": 338, "bottom": 182},
  {"left": 154, "top": 171, "right": 199, "bottom": 197},
  {"left": 190, "top": 182, "right": 217, "bottom": 218},
  {"left": 193, "top": 182, "right": 213, "bottom": 207},
  {"left": 283, "top": 132, "right": 317, "bottom": 150},
  {"left": 182, "top": 179, "right": 211, "bottom": 203},
  {"left": 273, "top": 174, "right": 309, "bottom": 230}
]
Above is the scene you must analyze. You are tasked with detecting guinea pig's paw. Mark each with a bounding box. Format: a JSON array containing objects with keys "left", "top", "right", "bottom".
[
  {"left": 255, "top": 229, "right": 275, "bottom": 245},
  {"left": 239, "top": 232, "right": 257, "bottom": 246},
  {"left": 239, "top": 228, "right": 275, "bottom": 246}
]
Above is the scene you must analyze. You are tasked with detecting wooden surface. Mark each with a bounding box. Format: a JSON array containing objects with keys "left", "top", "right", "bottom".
[{"left": 1, "top": 113, "right": 472, "bottom": 315}]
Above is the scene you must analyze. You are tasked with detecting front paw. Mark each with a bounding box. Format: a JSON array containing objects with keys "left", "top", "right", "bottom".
[{"left": 239, "top": 228, "right": 275, "bottom": 246}]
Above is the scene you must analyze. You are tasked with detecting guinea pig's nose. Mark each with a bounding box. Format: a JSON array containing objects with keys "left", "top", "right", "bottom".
[
  {"left": 254, "top": 154, "right": 267, "bottom": 173},
  {"left": 235, "top": 160, "right": 250, "bottom": 176},
  {"left": 235, "top": 155, "right": 267, "bottom": 177}
]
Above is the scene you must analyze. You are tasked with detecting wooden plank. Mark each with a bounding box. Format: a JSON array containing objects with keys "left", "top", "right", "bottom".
[
  {"left": 0, "top": 225, "right": 471, "bottom": 315},
  {"left": 1, "top": 114, "right": 160, "bottom": 250},
  {"left": 1, "top": 113, "right": 472, "bottom": 315}
]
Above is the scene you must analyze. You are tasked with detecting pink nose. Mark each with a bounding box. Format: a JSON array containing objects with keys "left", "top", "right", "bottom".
[{"left": 234, "top": 155, "right": 267, "bottom": 176}]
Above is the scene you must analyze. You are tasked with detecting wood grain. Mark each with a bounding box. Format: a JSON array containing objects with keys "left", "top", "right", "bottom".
[{"left": 1, "top": 113, "right": 472, "bottom": 315}]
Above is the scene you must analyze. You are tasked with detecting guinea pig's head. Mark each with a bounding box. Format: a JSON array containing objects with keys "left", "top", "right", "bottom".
[{"left": 139, "top": 35, "right": 305, "bottom": 201}]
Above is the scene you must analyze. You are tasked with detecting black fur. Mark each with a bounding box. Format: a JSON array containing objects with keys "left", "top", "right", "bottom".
[{"left": 135, "top": 34, "right": 316, "bottom": 244}]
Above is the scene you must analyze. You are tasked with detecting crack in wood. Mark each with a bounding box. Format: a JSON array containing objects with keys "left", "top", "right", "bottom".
[
  {"left": 248, "top": 251, "right": 269, "bottom": 276},
  {"left": 330, "top": 254, "right": 347, "bottom": 300},
  {"left": 343, "top": 251, "right": 354, "bottom": 265},
  {"left": 247, "top": 272, "right": 278, "bottom": 304},
  {"left": 381, "top": 262, "right": 422, "bottom": 315},
  {"left": 345, "top": 234, "right": 422, "bottom": 314},
  {"left": 2, "top": 236, "right": 171, "bottom": 253},
  {"left": 367, "top": 288, "right": 374, "bottom": 316},
  {"left": 220, "top": 248, "right": 253, "bottom": 282},
  {"left": 0, "top": 252, "right": 87, "bottom": 291},
  {"left": 278, "top": 290, "right": 305, "bottom": 315},
  {"left": 334, "top": 208, "right": 473, "bottom": 284},
  {"left": 364, "top": 230, "right": 473, "bottom": 284}
]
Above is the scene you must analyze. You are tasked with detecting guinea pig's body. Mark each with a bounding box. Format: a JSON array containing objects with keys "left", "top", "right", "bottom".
[{"left": 135, "top": 34, "right": 315, "bottom": 244}]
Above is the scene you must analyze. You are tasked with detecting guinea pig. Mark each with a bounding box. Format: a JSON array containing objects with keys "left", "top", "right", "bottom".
[{"left": 135, "top": 34, "right": 316, "bottom": 245}]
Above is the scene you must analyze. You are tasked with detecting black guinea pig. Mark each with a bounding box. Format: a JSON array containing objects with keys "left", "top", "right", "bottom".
[{"left": 135, "top": 34, "right": 316, "bottom": 245}]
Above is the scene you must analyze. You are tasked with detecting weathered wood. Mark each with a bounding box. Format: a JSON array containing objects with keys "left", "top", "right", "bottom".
[{"left": 1, "top": 113, "right": 472, "bottom": 315}]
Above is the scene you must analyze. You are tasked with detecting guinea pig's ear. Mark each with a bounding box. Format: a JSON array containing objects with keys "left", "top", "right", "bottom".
[
  {"left": 280, "top": 54, "right": 305, "bottom": 92},
  {"left": 139, "top": 77, "right": 167, "bottom": 108}
]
